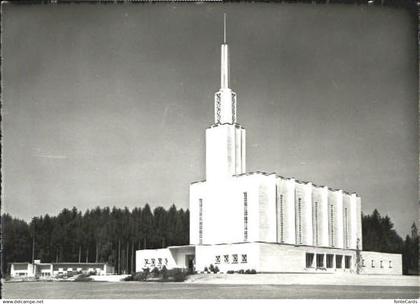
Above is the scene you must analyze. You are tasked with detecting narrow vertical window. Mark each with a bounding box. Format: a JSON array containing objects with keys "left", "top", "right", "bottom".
[
  {"left": 243, "top": 192, "right": 248, "bottom": 241},
  {"left": 329, "top": 204, "right": 335, "bottom": 247},
  {"left": 297, "top": 198, "right": 302, "bottom": 244},
  {"left": 276, "top": 186, "right": 284, "bottom": 243},
  {"left": 199, "top": 199, "right": 203, "bottom": 244},
  {"left": 344, "top": 207, "right": 349, "bottom": 249},
  {"left": 280, "top": 194, "right": 284, "bottom": 243},
  {"left": 313, "top": 202, "right": 319, "bottom": 246}
]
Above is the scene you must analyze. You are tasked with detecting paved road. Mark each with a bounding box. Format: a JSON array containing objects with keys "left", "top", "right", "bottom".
[{"left": 3, "top": 282, "right": 419, "bottom": 299}]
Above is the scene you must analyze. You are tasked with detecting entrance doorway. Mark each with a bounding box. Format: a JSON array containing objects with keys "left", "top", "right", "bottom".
[{"left": 185, "top": 255, "right": 195, "bottom": 273}]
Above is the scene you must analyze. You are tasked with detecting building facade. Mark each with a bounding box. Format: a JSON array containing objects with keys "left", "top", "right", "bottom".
[
  {"left": 10, "top": 260, "right": 114, "bottom": 279},
  {"left": 136, "top": 22, "right": 402, "bottom": 276}
]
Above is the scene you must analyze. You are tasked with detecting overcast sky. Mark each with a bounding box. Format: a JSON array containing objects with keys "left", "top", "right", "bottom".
[{"left": 2, "top": 3, "right": 417, "bottom": 236}]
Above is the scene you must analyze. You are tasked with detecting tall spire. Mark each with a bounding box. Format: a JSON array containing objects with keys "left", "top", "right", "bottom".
[
  {"left": 214, "top": 13, "right": 236, "bottom": 125},
  {"left": 221, "top": 13, "right": 229, "bottom": 89},
  {"left": 223, "top": 13, "right": 226, "bottom": 44}
]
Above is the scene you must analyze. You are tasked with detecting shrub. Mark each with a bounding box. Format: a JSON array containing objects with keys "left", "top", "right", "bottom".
[
  {"left": 214, "top": 266, "right": 219, "bottom": 273},
  {"left": 209, "top": 264, "right": 215, "bottom": 273},
  {"left": 74, "top": 273, "right": 92, "bottom": 282},
  {"left": 151, "top": 267, "right": 160, "bottom": 277},
  {"left": 126, "top": 271, "right": 150, "bottom": 281},
  {"left": 204, "top": 267, "right": 209, "bottom": 273},
  {"left": 123, "top": 274, "right": 133, "bottom": 281},
  {"left": 238, "top": 269, "right": 245, "bottom": 274},
  {"left": 227, "top": 270, "right": 234, "bottom": 274},
  {"left": 245, "top": 269, "right": 251, "bottom": 274},
  {"left": 161, "top": 265, "right": 168, "bottom": 280},
  {"left": 250, "top": 269, "right": 257, "bottom": 274},
  {"left": 168, "top": 268, "right": 188, "bottom": 282}
]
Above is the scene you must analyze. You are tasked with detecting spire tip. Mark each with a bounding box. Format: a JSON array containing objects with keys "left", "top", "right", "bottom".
[{"left": 223, "top": 13, "right": 227, "bottom": 44}]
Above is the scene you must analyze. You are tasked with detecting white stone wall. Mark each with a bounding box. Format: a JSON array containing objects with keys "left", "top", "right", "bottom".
[
  {"left": 195, "top": 243, "right": 259, "bottom": 272},
  {"left": 205, "top": 124, "right": 245, "bottom": 181},
  {"left": 312, "top": 186, "right": 329, "bottom": 247},
  {"left": 135, "top": 248, "right": 177, "bottom": 272},
  {"left": 190, "top": 174, "right": 263, "bottom": 245},
  {"left": 355, "top": 195, "right": 363, "bottom": 250},
  {"left": 11, "top": 263, "right": 34, "bottom": 278},
  {"left": 258, "top": 176, "right": 276, "bottom": 242},
  {"left": 360, "top": 251, "right": 402, "bottom": 275},
  {"left": 295, "top": 182, "right": 313, "bottom": 246}
]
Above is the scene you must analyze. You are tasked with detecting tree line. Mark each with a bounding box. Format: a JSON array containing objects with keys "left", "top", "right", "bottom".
[
  {"left": 1, "top": 204, "right": 189, "bottom": 275},
  {"left": 362, "top": 209, "right": 418, "bottom": 275},
  {"left": 1, "top": 206, "right": 418, "bottom": 275}
]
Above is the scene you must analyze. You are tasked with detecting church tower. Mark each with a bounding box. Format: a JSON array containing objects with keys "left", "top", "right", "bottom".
[{"left": 205, "top": 14, "right": 246, "bottom": 181}]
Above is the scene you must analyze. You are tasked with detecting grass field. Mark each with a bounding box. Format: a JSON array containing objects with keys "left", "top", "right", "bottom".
[{"left": 3, "top": 281, "right": 419, "bottom": 299}]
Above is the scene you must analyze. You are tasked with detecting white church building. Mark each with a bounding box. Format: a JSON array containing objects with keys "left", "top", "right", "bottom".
[{"left": 136, "top": 20, "right": 402, "bottom": 275}]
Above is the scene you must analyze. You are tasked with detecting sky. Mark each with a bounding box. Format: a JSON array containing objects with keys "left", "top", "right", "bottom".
[{"left": 2, "top": 3, "right": 418, "bottom": 236}]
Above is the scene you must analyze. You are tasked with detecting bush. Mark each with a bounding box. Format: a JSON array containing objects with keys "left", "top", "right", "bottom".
[
  {"left": 151, "top": 267, "right": 160, "bottom": 277},
  {"left": 74, "top": 273, "right": 92, "bottom": 282},
  {"left": 123, "top": 274, "right": 134, "bottom": 281},
  {"left": 214, "top": 266, "right": 219, "bottom": 273},
  {"left": 123, "top": 267, "right": 188, "bottom": 282},
  {"left": 161, "top": 265, "right": 168, "bottom": 280},
  {"left": 168, "top": 268, "right": 188, "bottom": 282},
  {"left": 209, "top": 264, "right": 215, "bottom": 273},
  {"left": 227, "top": 270, "right": 234, "bottom": 274},
  {"left": 204, "top": 267, "right": 209, "bottom": 273},
  {"left": 238, "top": 269, "right": 245, "bottom": 274},
  {"left": 125, "top": 271, "right": 150, "bottom": 281},
  {"left": 250, "top": 269, "right": 257, "bottom": 274}
]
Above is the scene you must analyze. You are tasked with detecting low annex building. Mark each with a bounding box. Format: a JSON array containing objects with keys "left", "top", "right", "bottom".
[
  {"left": 135, "top": 19, "right": 402, "bottom": 276},
  {"left": 10, "top": 260, "right": 114, "bottom": 279}
]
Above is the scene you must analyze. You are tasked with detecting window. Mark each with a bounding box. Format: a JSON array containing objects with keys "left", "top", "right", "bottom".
[
  {"left": 276, "top": 187, "right": 284, "bottom": 243},
  {"left": 280, "top": 194, "right": 284, "bottom": 242},
  {"left": 345, "top": 256, "right": 351, "bottom": 269},
  {"left": 362, "top": 259, "right": 365, "bottom": 267},
  {"left": 199, "top": 199, "right": 203, "bottom": 244},
  {"left": 215, "top": 256, "right": 221, "bottom": 264},
  {"left": 326, "top": 254, "right": 334, "bottom": 268},
  {"left": 380, "top": 260, "right": 383, "bottom": 268},
  {"left": 336, "top": 255, "right": 343, "bottom": 268},
  {"left": 306, "top": 253, "right": 314, "bottom": 268},
  {"left": 329, "top": 204, "right": 335, "bottom": 247},
  {"left": 158, "top": 258, "right": 162, "bottom": 266},
  {"left": 224, "top": 255, "right": 229, "bottom": 263},
  {"left": 297, "top": 198, "right": 303, "bottom": 244},
  {"left": 243, "top": 192, "right": 248, "bottom": 241},
  {"left": 144, "top": 259, "right": 149, "bottom": 266},
  {"left": 316, "top": 254, "right": 324, "bottom": 268},
  {"left": 371, "top": 260, "right": 375, "bottom": 268},
  {"left": 232, "top": 94, "right": 237, "bottom": 122},
  {"left": 232, "top": 254, "right": 238, "bottom": 264},
  {"left": 344, "top": 208, "right": 349, "bottom": 249},
  {"left": 151, "top": 258, "right": 155, "bottom": 266},
  {"left": 313, "top": 202, "right": 319, "bottom": 246},
  {"left": 164, "top": 258, "right": 168, "bottom": 265},
  {"left": 241, "top": 254, "right": 247, "bottom": 263},
  {"left": 389, "top": 260, "right": 392, "bottom": 268}
]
